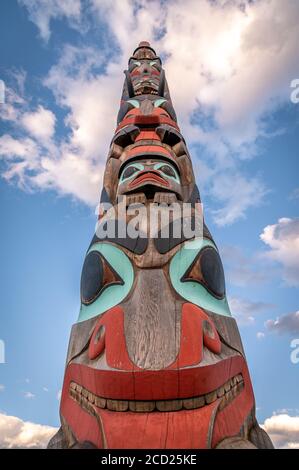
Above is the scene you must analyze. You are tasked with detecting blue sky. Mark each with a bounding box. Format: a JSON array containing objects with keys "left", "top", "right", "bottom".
[{"left": 0, "top": 0, "right": 298, "bottom": 448}]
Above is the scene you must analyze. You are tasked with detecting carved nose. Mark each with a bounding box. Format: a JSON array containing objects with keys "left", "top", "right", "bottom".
[
  {"left": 89, "top": 324, "right": 105, "bottom": 360},
  {"left": 123, "top": 269, "right": 180, "bottom": 370}
]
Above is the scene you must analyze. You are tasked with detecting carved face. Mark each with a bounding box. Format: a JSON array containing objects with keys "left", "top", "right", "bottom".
[
  {"left": 59, "top": 152, "right": 255, "bottom": 448},
  {"left": 128, "top": 57, "right": 162, "bottom": 95},
  {"left": 53, "top": 42, "right": 272, "bottom": 451},
  {"left": 117, "top": 159, "right": 182, "bottom": 200},
  {"left": 60, "top": 233, "right": 255, "bottom": 448}
]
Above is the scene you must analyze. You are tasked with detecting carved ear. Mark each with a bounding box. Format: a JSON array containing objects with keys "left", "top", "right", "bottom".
[
  {"left": 112, "top": 125, "right": 140, "bottom": 147},
  {"left": 156, "top": 124, "right": 182, "bottom": 146},
  {"left": 124, "top": 70, "right": 134, "bottom": 97},
  {"left": 158, "top": 69, "right": 165, "bottom": 96}
]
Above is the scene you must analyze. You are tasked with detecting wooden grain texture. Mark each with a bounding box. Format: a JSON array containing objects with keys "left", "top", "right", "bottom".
[
  {"left": 208, "top": 311, "right": 245, "bottom": 356},
  {"left": 124, "top": 269, "right": 180, "bottom": 370},
  {"left": 249, "top": 424, "right": 275, "bottom": 449},
  {"left": 66, "top": 318, "right": 97, "bottom": 365},
  {"left": 215, "top": 437, "right": 256, "bottom": 449},
  {"left": 102, "top": 157, "right": 121, "bottom": 205}
]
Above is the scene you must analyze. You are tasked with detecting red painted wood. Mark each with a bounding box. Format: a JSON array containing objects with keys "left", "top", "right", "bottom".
[
  {"left": 62, "top": 354, "right": 245, "bottom": 401},
  {"left": 88, "top": 307, "right": 133, "bottom": 370},
  {"left": 129, "top": 171, "right": 169, "bottom": 189},
  {"left": 135, "top": 130, "right": 160, "bottom": 141},
  {"left": 116, "top": 108, "right": 180, "bottom": 132},
  {"left": 126, "top": 144, "right": 174, "bottom": 159},
  {"left": 211, "top": 362, "right": 254, "bottom": 447}
]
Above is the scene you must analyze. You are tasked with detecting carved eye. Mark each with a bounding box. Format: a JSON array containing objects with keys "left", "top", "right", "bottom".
[
  {"left": 150, "top": 60, "right": 161, "bottom": 71},
  {"left": 121, "top": 165, "right": 140, "bottom": 181},
  {"left": 159, "top": 165, "right": 176, "bottom": 178},
  {"left": 182, "top": 247, "right": 225, "bottom": 299},
  {"left": 129, "top": 60, "right": 141, "bottom": 72},
  {"left": 80, "top": 251, "right": 123, "bottom": 305},
  {"left": 154, "top": 162, "right": 180, "bottom": 182}
]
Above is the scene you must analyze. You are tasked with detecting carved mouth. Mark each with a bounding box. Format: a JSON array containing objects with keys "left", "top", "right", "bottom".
[
  {"left": 129, "top": 172, "right": 169, "bottom": 189},
  {"left": 69, "top": 373, "right": 244, "bottom": 414},
  {"left": 134, "top": 82, "right": 159, "bottom": 96},
  {"left": 135, "top": 89, "right": 158, "bottom": 95}
]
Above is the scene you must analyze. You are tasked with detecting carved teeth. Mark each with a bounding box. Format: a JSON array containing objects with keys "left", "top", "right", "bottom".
[
  {"left": 156, "top": 399, "right": 182, "bottom": 412},
  {"left": 224, "top": 380, "right": 231, "bottom": 392},
  {"left": 219, "top": 379, "right": 245, "bottom": 411},
  {"left": 183, "top": 396, "right": 205, "bottom": 410},
  {"left": 95, "top": 396, "right": 106, "bottom": 409},
  {"left": 129, "top": 401, "right": 156, "bottom": 412},
  {"left": 106, "top": 400, "right": 129, "bottom": 412},
  {"left": 88, "top": 392, "right": 95, "bottom": 404},
  {"left": 231, "top": 376, "right": 238, "bottom": 386},
  {"left": 205, "top": 391, "right": 218, "bottom": 404},
  {"left": 69, "top": 374, "right": 244, "bottom": 414},
  {"left": 153, "top": 192, "right": 177, "bottom": 204}
]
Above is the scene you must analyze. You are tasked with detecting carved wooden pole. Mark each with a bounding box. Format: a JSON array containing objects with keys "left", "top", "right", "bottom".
[{"left": 49, "top": 42, "right": 273, "bottom": 449}]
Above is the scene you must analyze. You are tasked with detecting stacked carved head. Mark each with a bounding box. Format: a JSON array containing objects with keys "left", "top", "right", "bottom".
[{"left": 49, "top": 42, "right": 273, "bottom": 449}]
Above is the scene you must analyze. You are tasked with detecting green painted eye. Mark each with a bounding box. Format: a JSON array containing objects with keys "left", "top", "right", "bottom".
[
  {"left": 154, "top": 98, "right": 167, "bottom": 107},
  {"left": 127, "top": 99, "right": 140, "bottom": 108},
  {"left": 154, "top": 162, "right": 180, "bottom": 183},
  {"left": 160, "top": 165, "right": 176, "bottom": 178},
  {"left": 77, "top": 243, "right": 134, "bottom": 323},
  {"left": 150, "top": 60, "right": 161, "bottom": 70},
  {"left": 169, "top": 238, "right": 231, "bottom": 317},
  {"left": 129, "top": 60, "right": 141, "bottom": 72},
  {"left": 119, "top": 163, "right": 144, "bottom": 183}
]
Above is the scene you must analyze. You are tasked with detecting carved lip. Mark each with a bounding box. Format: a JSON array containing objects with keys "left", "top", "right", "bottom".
[
  {"left": 62, "top": 355, "right": 247, "bottom": 402},
  {"left": 68, "top": 373, "right": 244, "bottom": 414},
  {"left": 60, "top": 356, "right": 252, "bottom": 448},
  {"left": 129, "top": 171, "right": 169, "bottom": 189}
]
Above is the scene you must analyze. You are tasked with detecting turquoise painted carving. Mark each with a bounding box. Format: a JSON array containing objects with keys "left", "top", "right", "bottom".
[
  {"left": 169, "top": 238, "right": 231, "bottom": 317},
  {"left": 77, "top": 243, "right": 134, "bottom": 323}
]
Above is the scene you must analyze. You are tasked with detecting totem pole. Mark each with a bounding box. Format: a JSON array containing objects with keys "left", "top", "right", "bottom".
[{"left": 49, "top": 42, "right": 273, "bottom": 449}]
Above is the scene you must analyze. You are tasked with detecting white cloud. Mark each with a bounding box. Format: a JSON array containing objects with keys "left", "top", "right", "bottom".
[
  {"left": 262, "top": 414, "right": 299, "bottom": 449},
  {"left": 24, "top": 392, "right": 35, "bottom": 399},
  {"left": 260, "top": 218, "right": 299, "bottom": 286},
  {"left": 18, "top": 0, "right": 82, "bottom": 41},
  {"left": 265, "top": 310, "right": 299, "bottom": 335},
  {"left": 0, "top": 134, "right": 38, "bottom": 160},
  {"left": 229, "top": 296, "right": 273, "bottom": 326},
  {"left": 0, "top": 410, "right": 298, "bottom": 448},
  {"left": 209, "top": 172, "right": 267, "bottom": 226},
  {"left": 1, "top": 0, "right": 299, "bottom": 221},
  {"left": 0, "top": 413, "right": 57, "bottom": 449},
  {"left": 21, "top": 105, "right": 56, "bottom": 141},
  {"left": 220, "top": 244, "right": 272, "bottom": 286},
  {"left": 257, "top": 332, "right": 265, "bottom": 340},
  {"left": 57, "top": 389, "right": 61, "bottom": 401},
  {"left": 43, "top": 387, "right": 49, "bottom": 392},
  {"left": 0, "top": 385, "right": 5, "bottom": 392}
]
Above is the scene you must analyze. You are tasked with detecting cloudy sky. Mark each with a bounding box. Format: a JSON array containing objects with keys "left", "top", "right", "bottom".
[{"left": 0, "top": 0, "right": 298, "bottom": 448}]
